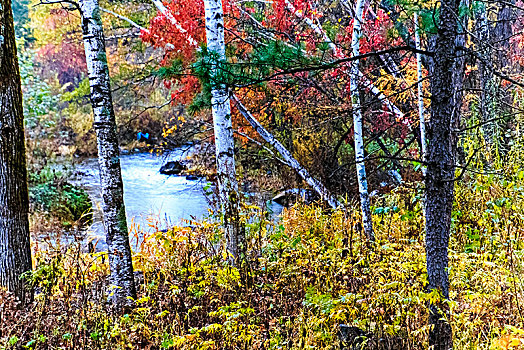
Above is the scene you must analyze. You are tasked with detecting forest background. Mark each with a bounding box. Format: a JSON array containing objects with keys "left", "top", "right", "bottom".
[{"left": 2, "top": 0, "right": 524, "bottom": 348}]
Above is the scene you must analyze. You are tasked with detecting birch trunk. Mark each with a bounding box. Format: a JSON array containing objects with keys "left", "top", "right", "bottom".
[
  {"left": 79, "top": 0, "right": 136, "bottom": 309},
  {"left": 350, "top": 0, "right": 374, "bottom": 241},
  {"left": 285, "top": 0, "right": 374, "bottom": 238},
  {"left": 139, "top": 2, "right": 339, "bottom": 210},
  {"left": 0, "top": 0, "right": 33, "bottom": 303},
  {"left": 232, "top": 96, "right": 339, "bottom": 208},
  {"left": 414, "top": 12, "right": 427, "bottom": 168},
  {"left": 203, "top": 0, "right": 244, "bottom": 262}
]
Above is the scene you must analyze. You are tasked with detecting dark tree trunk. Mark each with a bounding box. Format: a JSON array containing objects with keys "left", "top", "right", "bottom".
[
  {"left": 79, "top": 0, "right": 136, "bottom": 309},
  {"left": 0, "top": 0, "right": 33, "bottom": 303},
  {"left": 425, "top": 0, "right": 467, "bottom": 347}
]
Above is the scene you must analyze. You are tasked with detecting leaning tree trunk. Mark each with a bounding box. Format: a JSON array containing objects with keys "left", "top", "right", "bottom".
[
  {"left": 79, "top": 0, "right": 136, "bottom": 309},
  {"left": 0, "top": 0, "right": 33, "bottom": 304},
  {"left": 233, "top": 96, "right": 339, "bottom": 208},
  {"left": 142, "top": 1, "right": 339, "bottom": 210},
  {"left": 350, "top": 0, "right": 374, "bottom": 241},
  {"left": 203, "top": 0, "right": 244, "bottom": 262},
  {"left": 425, "top": 0, "right": 466, "bottom": 346}
]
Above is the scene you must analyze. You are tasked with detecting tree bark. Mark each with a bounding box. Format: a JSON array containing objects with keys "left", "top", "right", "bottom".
[
  {"left": 203, "top": 0, "right": 244, "bottom": 262},
  {"left": 79, "top": 0, "right": 136, "bottom": 309},
  {"left": 350, "top": 0, "right": 374, "bottom": 241},
  {"left": 414, "top": 12, "right": 427, "bottom": 172},
  {"left": 475, "top": 4, "right": 497, "bottom": 147},
  {"left": 0, "top": 0, "right": 33, "bottom": 304},
  {"left": 232, "top": 95, "right": 340, "bottom": 208},
  {"left": 425, "top": 0, "right": 466, "bottom": 347},
  {"left": 492, "top": 0, "right": 515, "bottom": 153}
]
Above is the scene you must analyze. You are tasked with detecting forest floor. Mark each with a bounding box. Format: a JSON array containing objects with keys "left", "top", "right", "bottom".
[{"left": 2, "top": 172, "right": 524, "bottom": 349}]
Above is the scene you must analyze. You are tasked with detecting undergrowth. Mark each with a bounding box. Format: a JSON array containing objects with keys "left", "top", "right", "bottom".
[
  {"left": 2, "top": 167, "right": 524, "bottom": 349},
  {"left": 28, "top": 166, "right": 92, "bottom": 228}
]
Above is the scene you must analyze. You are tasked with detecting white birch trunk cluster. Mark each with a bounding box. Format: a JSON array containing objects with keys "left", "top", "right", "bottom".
[
  {"left": 203, "top": 0, "right": 244, "bottom": 261},
  {"left": 79, "top": 0, "right": 136, "bottom": 308}
]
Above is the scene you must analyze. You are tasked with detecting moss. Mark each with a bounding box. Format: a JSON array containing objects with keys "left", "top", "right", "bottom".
[{"left": 117, "top": 204, "right": 128, "bottom": 234}]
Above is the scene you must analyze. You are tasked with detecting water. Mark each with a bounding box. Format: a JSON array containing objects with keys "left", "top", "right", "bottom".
[
  {"left": 72, "top": 150, "right": 283, "bottom": 250},
  {"left": 73, "top": 150, "right": 211, "bottom": 248}
]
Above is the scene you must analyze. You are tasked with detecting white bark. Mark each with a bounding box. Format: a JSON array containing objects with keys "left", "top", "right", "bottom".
[
  {"left": 143, "top": 1, "right": 340, "bottom": 208},
  {"left": 286, "top": 0, "right": 404, "bottom": 121},
  {"left": 350, "top": 0, "right": 374, "bottom": 240},
  {"left": 286, "top": 0, "right": 373, "bottom": 238},
  {"left": 232, "top": 95, "right": 340, "bottom": 208},
  {"left": 79, "top": 0, "right": 136, "bottom": 309},
  {"left": 203, "top": 0, "right": 244, "bottom": 261},
  {"left": 414, "top": 12, "right": 427, "bottom": 167}
]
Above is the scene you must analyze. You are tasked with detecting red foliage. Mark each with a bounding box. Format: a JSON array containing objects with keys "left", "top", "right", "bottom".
[{"left": 37, "top": 42, "right": 86, "bottom": 87}]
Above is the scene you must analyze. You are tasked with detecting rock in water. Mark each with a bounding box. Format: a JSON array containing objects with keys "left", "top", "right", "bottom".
[{"left": 159, "top": 161, "right": 186, "bottom": 175}]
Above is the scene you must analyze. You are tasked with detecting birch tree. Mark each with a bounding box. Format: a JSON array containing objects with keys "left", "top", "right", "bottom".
[
  {"left": 350, "top": 0, "right": 374, "bottom": 241},
  {"left": 414, "top": 12, "right": 427, "bottom": 168},
  {"left": 286, "top": 0, "right": 374, "bottom": 239},
  {"left": 104, "top": 5, "right": 341, "bottom": 210},
  {"left": 233, "top": 96, "right": 340, "bottom": 208},
  {"left": 79, "top": 0, "right": 136, "bottom": 309},
  {"left": 0, "top": 0, "right": 33, "bottom": 303},
  {"left": 203, "top": 0, "right": 244, "bottom": 262}
]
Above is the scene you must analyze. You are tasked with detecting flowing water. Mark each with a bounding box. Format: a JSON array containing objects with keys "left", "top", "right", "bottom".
[{"left": 71, "top": 149, "right": 283, "bottom": 250}]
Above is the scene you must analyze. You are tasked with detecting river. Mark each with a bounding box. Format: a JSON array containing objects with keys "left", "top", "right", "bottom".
[{"left": 72, "top": 150, "right": 283, "bottom": 250}]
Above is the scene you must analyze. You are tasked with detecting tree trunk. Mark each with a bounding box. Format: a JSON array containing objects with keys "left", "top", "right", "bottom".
[
  {"left": 232, "top": 95, "right": 340, "bottom": 208},
  {"left": 203, "top": 0, "right": 244, "bottom": 262},
  {"left": 350, "top": 0, "right": 374, "bottom": 241},
  {"left": 0, "top": 0, "right": 33, "bottom": 304},
  {"left": 79, "top": 0, "right": 136, "bottom": 309},
  {"left": 141, "top": 2, "right": 338, "bottom": 211},
  {"left": 414, "top": 12, "right": 427, "bottom": 167},
  {"left": 475, "top": 5, "right": 497, "bottom": 148},
  {"left": 425, "top": 0, "right": 466, "bottom": 346},
  {"left": 286, "top": 0, "right": 374, "bottom": 239},
  {"left": 492, "top": 0, "right": 515, "bottom": 153}
]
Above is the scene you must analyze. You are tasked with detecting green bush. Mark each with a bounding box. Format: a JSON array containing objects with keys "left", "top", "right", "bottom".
[{"left": 29, "top": 168, "right": 92, "bottom": 226}]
